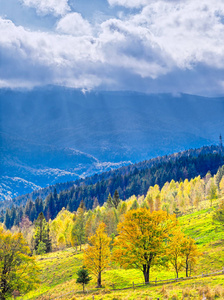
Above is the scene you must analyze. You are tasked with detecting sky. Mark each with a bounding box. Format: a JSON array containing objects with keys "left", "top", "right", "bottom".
[{"left": 1, "top": 0, "right": 224, "bottom": 95}]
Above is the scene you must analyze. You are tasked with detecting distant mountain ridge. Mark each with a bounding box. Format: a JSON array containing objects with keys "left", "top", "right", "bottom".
[
  {"left": 1, "top": 87, "right": 224, "bottom": 200},
  {"left": 6, "top": 144, "right": 224, "bottom": 210}
]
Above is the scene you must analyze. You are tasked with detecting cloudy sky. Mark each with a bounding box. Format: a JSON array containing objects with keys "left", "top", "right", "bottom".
[{"left": 1, "top": 0, "right": 224, "bottom": 95}]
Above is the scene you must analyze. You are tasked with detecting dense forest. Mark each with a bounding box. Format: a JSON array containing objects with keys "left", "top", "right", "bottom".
[
  {"left": 7, "top": 145, "right": 222, "bottom": 207},
  {"left": 1, "top": 145, "right": 224, "bottom": 228},
  {"left": 1, "top": 163, "right": 224, "bottom": 251}
]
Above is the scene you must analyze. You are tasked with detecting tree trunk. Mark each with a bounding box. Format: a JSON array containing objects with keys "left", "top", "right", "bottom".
[
  {"left": 175, "top": 265, "right": 179, "bottom": 278},
  {"left": 83, "top": 283, "right": 85, "bottom": 293},
  {"left": 97, "top": 271, "right": 102, "bottom": 288},
  {"left": 186, "top": 259, "right": 189, "bottom": 277},
  {"left": 0, "top": 279, "right": 7, "bottom": 300},
  {"left": 143, "top": 265, "right": 150, "bottom": 283}
]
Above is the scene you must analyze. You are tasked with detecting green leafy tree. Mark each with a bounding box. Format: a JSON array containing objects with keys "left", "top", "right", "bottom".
[
  {"left": 36, "top": 241, "right": 47, "bottom": 255},
  {"left": 213, "top": 200, "right": 224, "bottom": 224},
  {"left": 0, "top": 226, "right": 39, "bottom": 300},
  {"left": 207, "top": 178, "right": 218, "bottom": 207},
  {"left": 76, "top": 267, "right": 91, "bottom": 292},
  {"left": 72, "top": 206, "right": 86, "bottom": 251}
]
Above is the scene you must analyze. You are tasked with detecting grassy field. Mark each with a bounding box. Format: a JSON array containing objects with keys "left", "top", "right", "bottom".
[{"left": 20, "top": 207, "right": 224, "bottom": 300}]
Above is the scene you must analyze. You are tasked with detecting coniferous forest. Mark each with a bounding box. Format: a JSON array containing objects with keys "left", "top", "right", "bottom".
[{"left": 2, "top": 146, "right": 224, "bottom": 228}]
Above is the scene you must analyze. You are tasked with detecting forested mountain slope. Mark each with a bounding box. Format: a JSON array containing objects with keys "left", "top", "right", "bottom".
[
  {"left": 1, "top": 87, "right": 224, "bottom": 200},
  {"left": 2, "top": 146, "right": 223, "bottom": 225}
]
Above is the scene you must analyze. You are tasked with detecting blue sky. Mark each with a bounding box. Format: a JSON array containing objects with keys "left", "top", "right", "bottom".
[{"left": 1, "top": 0, "right": 224, "bottom": 95}]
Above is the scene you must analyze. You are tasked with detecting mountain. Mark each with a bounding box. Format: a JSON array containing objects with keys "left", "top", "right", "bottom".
[
  {"left": 5, "top": 145, "right": 224, "bottom": 215},
  {"left": 1, "top": 87, "right": 224, "bottom": 200},
  {"left": 0, "top": 132, "right": 130, "bottom": 200}
]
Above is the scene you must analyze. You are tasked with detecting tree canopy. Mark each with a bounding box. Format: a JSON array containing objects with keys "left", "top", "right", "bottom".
[
  {"left": 113, "top": 208, "right": 177, "bottom": 283},
  {"left": 84, "top": 222, "right": 111, "bottom": 288},
  {"left": 0, "top": 226, "right": 39, "bottom": 300}
]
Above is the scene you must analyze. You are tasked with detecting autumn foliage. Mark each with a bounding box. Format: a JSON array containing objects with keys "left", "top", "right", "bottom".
[
  {"left": 84, "top": 222, "right": 111, "bottom": 287},
  {"left": 0, "top": 226, "right": 39, "bottom": 300},
  {"left": 113, "top": 208, "right": 177, "bottom": 283}
]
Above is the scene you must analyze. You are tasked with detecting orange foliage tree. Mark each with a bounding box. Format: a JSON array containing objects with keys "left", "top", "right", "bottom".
[
  {"left": 84, "top": 222, "right": 111, "bottom": 288},
  {"left": 113, "top": 208, "right": 177, "bottom": 283}
]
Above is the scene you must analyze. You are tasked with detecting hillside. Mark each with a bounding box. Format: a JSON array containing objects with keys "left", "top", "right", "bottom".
[
  {"left": 21, "top": 207, "right": 224, "bottom": 300},
  {"left": 2, "top": 146, "right": 224, "bottom": 229},
  {"left": 1, "top": 87, "right": 224, "bottom": 200},
  {"left": 9, "top": 144, "right": 223, "bottom": 205}
]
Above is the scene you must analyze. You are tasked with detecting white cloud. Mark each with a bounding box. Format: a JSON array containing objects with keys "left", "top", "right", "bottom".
[
  {"left": 108, "top": 0, "right": 180, "bottom": 9},
  {"left": 21, "top": 0, "right": 70, "bottom": 16},
  {"left": 108, "top": 0, "right": 149, "bottom": 9},
  {"left": 56, "top": 13, "right": 92, "bottom": 36},
  {"left": 0, "top": 18, "right": 101, "bottom": 89},
  {"left": 1, "top": 0, "right": 224, "bottom": 94}
]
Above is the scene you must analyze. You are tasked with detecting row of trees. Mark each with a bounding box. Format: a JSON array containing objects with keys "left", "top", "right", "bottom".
[
  {"left": 4, "top": 163, "right": 224, "bottom": 235},
  {"left": 3, "top": 152, "right": 224, "bottom": 228},
  {"left": 81, "top": 208, "right": 200, "bottom": 289},
  {"left": 5, "top": 165, "right": 224, "bottom": 255},
  {"left": 1, "top": 185, "right": 223, "bottom": 298}
]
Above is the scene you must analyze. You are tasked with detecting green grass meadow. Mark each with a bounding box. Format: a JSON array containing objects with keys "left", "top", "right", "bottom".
[{"left": 20, "top": 208, "right": 224, "bottom": 300}]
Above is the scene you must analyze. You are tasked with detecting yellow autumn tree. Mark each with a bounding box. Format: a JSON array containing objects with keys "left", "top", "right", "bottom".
[
  {"left": 166, "top": 229, "right": 187, "bottom": 278},
  {"left": 113, "top": 208, "right": 177, "bottom": 283},
  {"left": 84, "top": 222, "right": 111, "bottom": 288},
  {"left": 181, "top": 236, "right": 201, "bottom": 277},
  {"left": 219, "top": 176, "right": 224, "bottom": 196},
  {"left": 0, "top": 226, "right": 39, "bottom": 300}
]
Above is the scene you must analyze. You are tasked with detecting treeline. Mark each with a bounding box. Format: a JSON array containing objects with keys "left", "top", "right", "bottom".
[
  {"left": 1, "top": 150, "right": 224, "bottom": 227},
  {"left": 1, "top": 158, "right": 224, "bottom": 235},
  {"left": 6, "top": 145, "right": 223, "bottom": 209}
]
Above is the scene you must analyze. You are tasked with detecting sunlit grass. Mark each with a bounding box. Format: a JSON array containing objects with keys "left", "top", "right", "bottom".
[{"left": 20, "top": 207, "right": 224, "bottom": 300}]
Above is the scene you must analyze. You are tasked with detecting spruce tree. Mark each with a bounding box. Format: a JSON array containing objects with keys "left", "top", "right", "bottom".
[
  {"left": 76, "top": 267, "right": 91, "bottom": 292},
  {"left": 106, "top": 193, "right": 114, "bottom": 208},
  {"left": 34, "top": 212, "right": 51, "bottom": 253},
  {"left": 4, "top": 209, "right": 11, "bottom": 229},
  {"left": 113, "top": 190, "right": 120, "bottom": 209},
  {"left": 0, "top": 210, "right": 4, "bottom": 223}
]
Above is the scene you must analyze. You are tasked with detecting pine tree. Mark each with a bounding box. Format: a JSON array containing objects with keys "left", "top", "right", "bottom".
[
  {"left": 34, "top": 212, "right": 51, "bottom": 253},
  {"left": 106, "top": 193, "right": 114, "bottom": 208},
  {"left": 113, "top": 190, "right": 120, "bottom": 209},
  {"left": 0, "top": 210, "right": 4, "bottom": 223},
  {"left": 76, "top": 267, "right": 91, "bottom": 292},
  {"left": 4, "top": 209, "right": 11, "bottom": 229},
  {"left": 44, "top": 193, "right": 56, "bottom": 221},
  {"left": 35, "top": 197, "right": 43, "bottom": 216}
]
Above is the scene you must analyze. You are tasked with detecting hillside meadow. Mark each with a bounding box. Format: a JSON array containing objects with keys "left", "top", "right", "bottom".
[{"left": 20, "top": 207, "right": 224, "bottom": 300}]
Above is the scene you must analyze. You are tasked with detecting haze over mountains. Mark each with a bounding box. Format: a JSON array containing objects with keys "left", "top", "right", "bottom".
[{"left": 1, "top": 87, "right": 224, "bottom": 200}]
